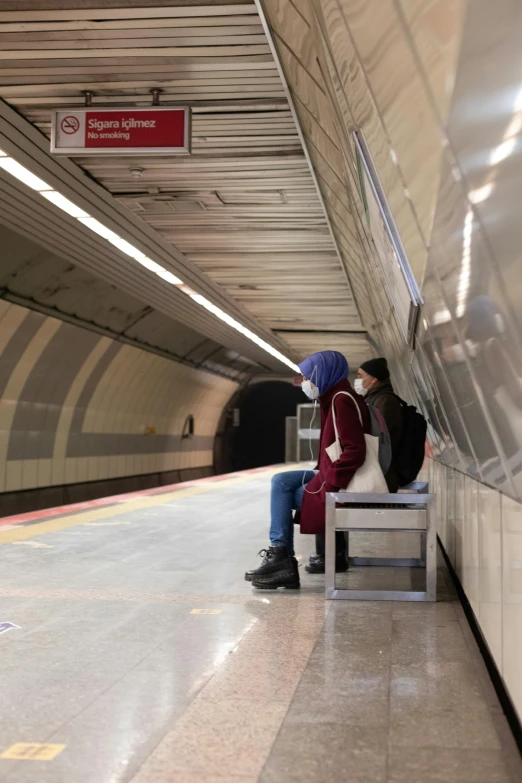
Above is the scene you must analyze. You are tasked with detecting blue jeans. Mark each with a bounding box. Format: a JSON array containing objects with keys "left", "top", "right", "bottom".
[{"left": 269, "top": 470, "right": 315, "bottom": 555}]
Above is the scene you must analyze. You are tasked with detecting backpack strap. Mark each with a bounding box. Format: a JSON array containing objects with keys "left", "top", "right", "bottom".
[{"left": 371, "top": 405, "right": 388, "bottom": 434}]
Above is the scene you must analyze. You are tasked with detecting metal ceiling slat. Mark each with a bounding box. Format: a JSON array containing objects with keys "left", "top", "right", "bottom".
[
  {"left": 14, "top": 90, "right": 286, "bottom": 104},
  {"left": 0, "top": 61, "right": 277, "bottom": 80},
  {"left": 0, "top": 78, "right": 284, "bottom": 96},
  {"left": 0, "top": 16, "right": 262, "bottom": 34},
  {"left": 0, "top": 6, "right": 259, "bottom": 23},
  {"left": 1, "top": 36, "right": 270, "bottom": 51},
  {"left": 0, "top": 24, "right": 265, "bottom": 41},
  {"left": 0, "top": 45, "right": 272, "bottom": 62}
]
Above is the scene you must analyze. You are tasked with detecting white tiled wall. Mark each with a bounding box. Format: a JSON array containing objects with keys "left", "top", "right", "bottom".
[
  {"left": 425, "top": 458, "right": 522, "bottom": 723},
  {"left": 502, "top": 493, "right": 522, "bottom": 720},
  {"left": 478, "top": 484, "right": 503, "bottom": 665}
]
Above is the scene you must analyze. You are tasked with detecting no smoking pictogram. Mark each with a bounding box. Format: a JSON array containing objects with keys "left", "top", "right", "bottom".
[{"left": 61, "top": 116, "right": 80, "bottom": 134}]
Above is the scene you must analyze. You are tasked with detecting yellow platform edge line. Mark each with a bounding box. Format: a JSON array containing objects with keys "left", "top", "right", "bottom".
[{"left": 0, "top": 465, "right": 300, "bottom": 546}]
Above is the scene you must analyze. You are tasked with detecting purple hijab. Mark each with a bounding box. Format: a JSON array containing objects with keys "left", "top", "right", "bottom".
[{"left": 298, "top": 350, "right": 349, "bottom": 396}]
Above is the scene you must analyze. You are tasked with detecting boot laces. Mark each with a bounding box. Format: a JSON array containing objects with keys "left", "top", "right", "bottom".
[{"left": 257, "top": 548, "right": 273, "bottom": 561}]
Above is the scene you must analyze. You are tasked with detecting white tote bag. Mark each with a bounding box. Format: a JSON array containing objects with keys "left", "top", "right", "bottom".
[{"left": 325, "top": 392, "right": 388, "bottom": 493}]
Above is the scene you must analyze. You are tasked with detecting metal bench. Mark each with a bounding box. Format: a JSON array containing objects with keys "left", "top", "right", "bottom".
[
  {"left": 325, "top": 491, "right": 436, "bottom": 602},
  {"left": 344, "top": 480, "right": 430, "bottom": 568}
]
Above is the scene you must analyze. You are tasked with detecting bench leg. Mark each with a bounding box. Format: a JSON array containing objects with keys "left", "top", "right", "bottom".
[
  {"left": 420, "top": 531, "right": 427, "bottom": 567},
  {"left": 426, "top": 500, "right": 437, "bottom": 601},
  {"left": 325, "top": 496, "right": 336, "bottom": 598}
]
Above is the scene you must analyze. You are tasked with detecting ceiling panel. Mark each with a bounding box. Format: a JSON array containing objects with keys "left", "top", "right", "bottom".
[{"left": 277, "top": 331, "right": 374, "bottom": 369}]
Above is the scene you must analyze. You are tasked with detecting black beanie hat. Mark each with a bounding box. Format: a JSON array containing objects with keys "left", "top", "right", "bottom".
[{"left": 360, "top": 357, "right": 390, "bottom": 382}]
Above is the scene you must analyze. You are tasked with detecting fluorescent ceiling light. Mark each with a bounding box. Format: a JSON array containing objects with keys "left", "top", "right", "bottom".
[
  {"left": 190, "top": 294, "right": 300, "bottom": 372},
  {"left": 505, "top": 113, "right": 522, "bottom": 139},
  {"left": 432, "top": 309, "right": 451, "bottom": 325},
  {"left": 79, "top": 216, "right": 134, "bottom": 250},
  {"left": 41, "top": 190, "right": 89, "bottom": 218},
  {"left": 0, "top": 148, "right": 298, "bottom": 372},
  {"left": 154, "top": 268, "right": 183, "bottom": 285},
  {"left": 136, "top": 256, "right": 181, "bottom": 284},
  {"left": 78, "top": 217, "right": 183, "bottom": 284},
  {"left": 456, "top": 209, "right": 472, "bottom": 318},
  {"left": 179, "top": 284, "right": 198, "bottom": 296},
  {"left": 107, "top": 235, "right": 145, "bottom": 259},
  {"left": 514, "top": 87, "right": 522, "bottom": 113},
  {"left": 80, "top": 217, "right": 149, "bottom": 261},
  {"left": 469, "top": 183, "right": 493, "bottom": 204},
  {"left": 490, "top": 137, "right": 516, "bottom": 165},
  {"left": 136, "top": 256, "right": 165, "bottom": 274},
  {"left": 0, "top": 156, "right": 52, "bottom": 191}
]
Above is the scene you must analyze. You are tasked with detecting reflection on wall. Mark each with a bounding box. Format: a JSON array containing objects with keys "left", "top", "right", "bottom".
[
  {"left": 0, "top": 301, "right": 237, "bottom": 495},
  {"left": 262, "top": 0, "right": 522, "bottom": 721}
]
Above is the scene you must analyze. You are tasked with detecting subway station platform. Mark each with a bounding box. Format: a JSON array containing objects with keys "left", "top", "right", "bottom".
[{"left": 0, "top": 467, "right": 520, "bottom": 783}]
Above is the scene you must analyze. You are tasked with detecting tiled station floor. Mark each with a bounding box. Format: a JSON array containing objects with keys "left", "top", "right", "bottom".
[{"left": 0, "top": 467, "right": 520, "bottom": 782}]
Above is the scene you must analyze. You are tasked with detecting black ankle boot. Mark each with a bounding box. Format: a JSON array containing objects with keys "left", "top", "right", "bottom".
[
  {"left": 251, "top": 555, "right": 300, "bottom": 590},
  {"left": 305, "top": 552, "right": 349, "bottom": 574},
  {"left": 245, "top": 546, "right": 292, "bottom": 582}
]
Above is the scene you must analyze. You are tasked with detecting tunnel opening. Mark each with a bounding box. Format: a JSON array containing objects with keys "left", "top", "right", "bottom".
[{"left": 214, "top": 381, "right": 304, "bottom": 474}]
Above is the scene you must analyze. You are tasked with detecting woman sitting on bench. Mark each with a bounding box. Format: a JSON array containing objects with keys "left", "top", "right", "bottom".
[{"left": 245, "top": 350, "right": 369, "bottom": 590}]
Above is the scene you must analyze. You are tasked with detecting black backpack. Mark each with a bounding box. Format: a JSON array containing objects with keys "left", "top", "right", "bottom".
[{"left": 394, "top": 396, "right": 427, "bottom": 487}]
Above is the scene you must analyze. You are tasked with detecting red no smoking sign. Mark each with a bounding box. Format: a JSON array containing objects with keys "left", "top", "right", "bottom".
[
  {"left": 52, "top": 107, "right": 190, "bottom": 155},
  {"left": 60, "top": 116, "right": 80, "bottom": 134}
]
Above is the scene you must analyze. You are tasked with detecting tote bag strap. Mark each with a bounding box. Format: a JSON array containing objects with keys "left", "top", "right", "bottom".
[{"left": 330, "top": 391, "right": 363, "bottom": 445}]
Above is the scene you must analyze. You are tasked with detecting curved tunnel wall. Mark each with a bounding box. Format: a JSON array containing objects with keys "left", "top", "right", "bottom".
[{"left": 0, "top": 299, "right": 237, "bottom": 512}]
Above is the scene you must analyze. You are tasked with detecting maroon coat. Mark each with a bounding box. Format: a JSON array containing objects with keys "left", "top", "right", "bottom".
[{"left": 300, "top": 378, "right": 370, "bottom": 535}]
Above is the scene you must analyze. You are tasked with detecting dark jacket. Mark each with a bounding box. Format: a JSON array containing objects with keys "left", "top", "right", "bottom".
[
  {"left": 365, "top": 380, "right": 404, "bottom": 491},
  {"left": 300, "top": 378, "right": 370, "bottom": 535}
]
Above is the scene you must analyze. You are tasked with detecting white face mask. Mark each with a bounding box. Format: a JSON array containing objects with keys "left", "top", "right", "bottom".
[
  {"left": 301, "top": 379, "right": 320, "bottom": 400},
  {"left": 354, "top": 378, "right": 367, "bottom": 397}
]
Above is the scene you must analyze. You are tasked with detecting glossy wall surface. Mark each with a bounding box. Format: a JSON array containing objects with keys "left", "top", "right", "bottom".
[
  {"left": 262, "top": 0, "right": 522, "bottom": 721},
  {"left": 0, "top": 300, "right": 237, "bottom": 495},
  {"left": 424, "top": 458, "right": 522, "bottom": 730}
]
